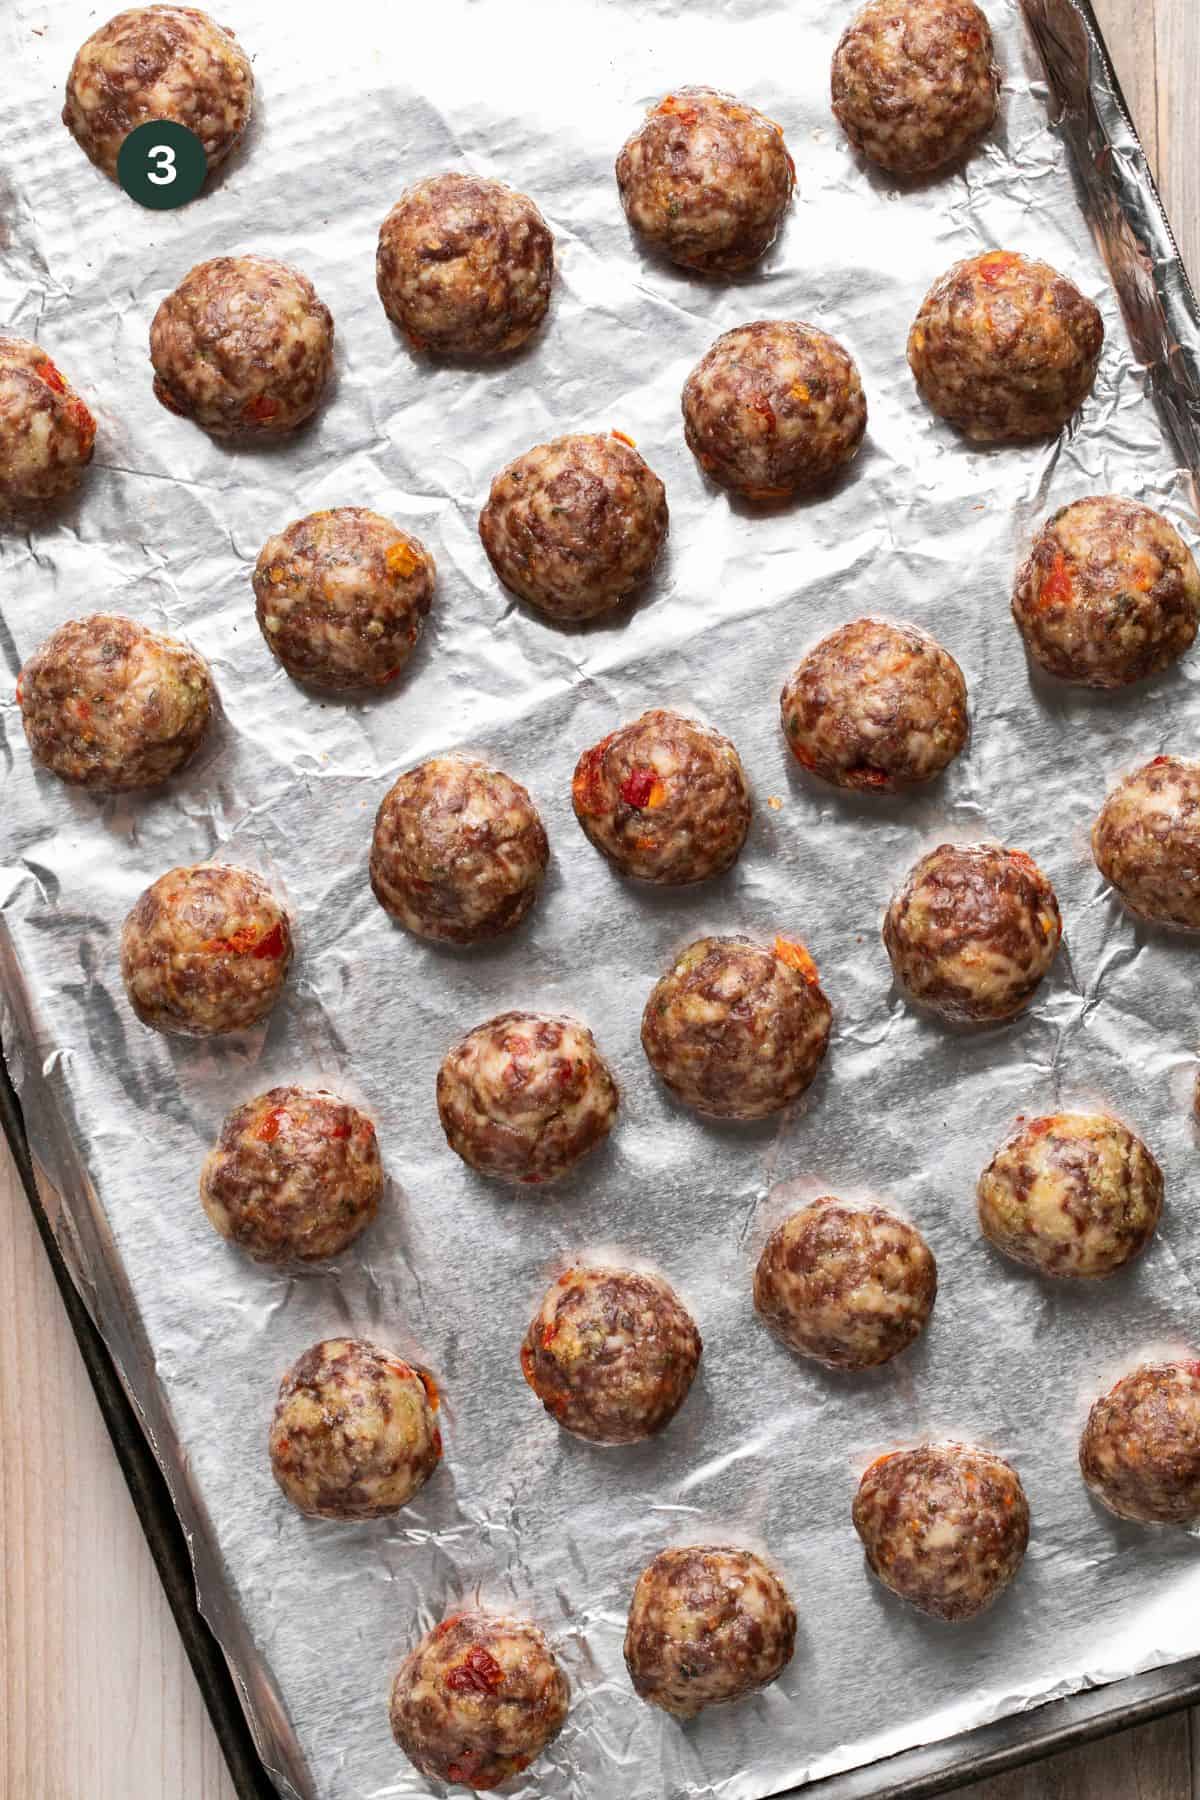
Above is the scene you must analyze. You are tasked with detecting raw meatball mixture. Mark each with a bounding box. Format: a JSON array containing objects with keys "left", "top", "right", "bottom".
[
  {"left": 571, "top": 708, "right": 751, "bottom": 882},
  {"left": 120, "top": 863, "right": 292, "bottom": 1036},
  {"left": 200, "top": 1086, "right": 382, "bottom": 1263},
  {"left": 437, "top": 1011, "right": 618, "bottom": 1184},
  {"left": 909, "top": 250, "right": 1103, "bottom": 441},
  {"left": 150, "top": 255, "right": 333, "bottom": 435},
  {"left": 390, "top": 1612, "right": 569, "bottom": 1791},
  {"left": 18, "top": 613, "right": 213, "bottom": 790},
  {"left": 683, "top": 321, "right": 867, "bottom": 500},
  {"left": 641, "top": 934, "right": 832, "bottom": 1120},
  {"left": 521, "top": 1266, "right": 702, "bottom": 1444},
  {"left": 1091, "top": 755, "right": 1200, "bottom": 927},
  {"left": 624, "top": 1546, "right": 796, "bottom": 1717},
  {"left": 376, "top": 173, "right": 554, "bottom": 357},
  {"left": 1079, "top": 1362, "right": 1200, "bottom": 1525},
  {"left": 615, "top": 86, "right": 794, "bottom": 274},
  {"left": 0, "top": 336, "right": 96, "bottom": 504},
  {"left": 753, "top": 1196, "right": 937, "bottom": 1369},
  {"left": 253, "top": 508, "right": 435, "bottom": 691},
  {"left": 883, "top": 842, "right": 1062, "bottom": 1021},
  {"left": 781, "top": 617, "right": 968, "bottom": 791},
  {"left": 852, "top": 1443, "right": 1030, "bottom": 1620},
  {"left": 977, "top": 1112, "right": 1163, "bottom": 1279},
  {"left": 478, "top": 431, "right": 668, "bottom": 622},
  {"left": 831, "top": 0, "right": 999, "bottom": 176},
  {"left": 269, "top": 1338, "right": 441, "bottom": 1521}
]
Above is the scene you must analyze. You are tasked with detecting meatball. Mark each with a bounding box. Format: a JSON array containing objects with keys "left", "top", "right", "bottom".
[
  {"left": 478, "top": 432, "right": 668, "bottom": 623},
  {"left": 120, "top": 863, "right": 292, "bottom": 1037},
  {"left": 682, "top": 321, "right": 867, "bottom": 501},
  {"left": 908, "top": 250, "right": 1103, "bottom": 441},
  {"left": 615, "top": 87, "right": 794, "bottom": 275},
  {"left": 437, "top": 1011, "right": 618, "bottom": 1185},
  {"left": 1091, "top": 755, "right": 1200, "bottom": 928},
  {"left": 0, "top": 336, "right": 96, "bottom": 505},
  {"left": 18, "top": 613, "right": 213, "bottom": 791},
  {"left": 520, "top": 1266, "right": 702, "bottom": 1444},
  {"left": 852, "top": 1443, "right": 1030, "bottom": 1621},
  {"left": 780, "top": 618, "right": 968, "bottom": 792},
  {"left": 831, "top": 0, "right": 999, "bottom": 177},
  {"left": 624, "top": 1546, "right": 796, "bottom": 1718},
  {"left": 370, "top": 755, "right": 548, "bottom": 945},
  {"left": 376, "top": 173, "right": 554, "bottom": 358},
  {"left": 977, "top": 1112, "right": 1163, "bottom": 1280},
  {"left": 641, "top": 934, "right": 832, "bottom": 1121},
  {"left": 1079, "top": 1362, "right": 1200, "bottom": 1525},
  {"left": 199, "top": 1086, "right": 382, "bottom": 1264},
  {"left": 150, "top": 255, "right": 333, "bottom": 436},
  {"left": 571, "top": 708, "right": 750, "bottom": 883},
  {"left": 269, "top": 1337, "right": 441, "bottom": 1521},
  {"left": 389, "top": 1612, "right": 569, "bottom": 1791},
  {"left": 883, "top": 843, "right": 1062, "bottom": 1022},
  {"left": 753, "top": 1196, "right": 937, "bottom": 1370}
]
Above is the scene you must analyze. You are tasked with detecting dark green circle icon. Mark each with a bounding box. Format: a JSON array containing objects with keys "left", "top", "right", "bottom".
[{"left": 117, "top": 121, "right": 208, "bottom": 209}]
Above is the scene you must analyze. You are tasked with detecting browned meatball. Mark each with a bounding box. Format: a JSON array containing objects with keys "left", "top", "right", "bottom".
[
  {"left": 624, "top": 1546, "right": 796, "bottom": 1717},
  {"left": 571, "top": 709, "right": 750, "bottom": 883},
  {"left": 908, "top": 250, "right": 1103, "bottom": 441},
  {"left": 683, "top": 321, "right": 867, "bottom": 501},
  {"left": 520, "top": 1266, "right": 702, "bottom": 1444},
  {"left": 437, "top": 1011, "right": 618, "bottom": 1185},
  {"left": 883, "top": 843, "right": 1062, "bottom": 1022},
  {"left": 120, "top": 864, "right": 292, "bottom": 1037},
  {"left": 268, "top": 1338, "right": 441, "bottom": 1521},
  {"left": 1079, "top": 1362, "right": 1200, "bottom": 1525},
  {"left": 831, "top": 0, "right": 999, "bottom": 177},
  {"left": 376, "top": 173, "right": 554, "bottom": 358},
  {"left": 1092, "top": 756, "right": 1200, "bottom": 927},
  {"left": 852, "top": 1443, "right": 1030, "bottom": 1621},
  {"left": 615, "top": 87, "right": 794, "bottom": 274},
  {"left": 253, "top": 508, "right": 434, "bottom": 691},
  {"left": 389, "top": 1612, "right": 569, "bottom": 1791},
  {"left": 199, "top": 1087, "right": 382, "bottom": 1263},
  {"left": 150, "top": 256, "right": 333, "bottom": 436},
  {"left": 0, "top": 337, "right": 96, "bottom": 505},
  {"left": 781, "top": 618, "right": 968, "bottom": 792},
  {"left": 478, "top": 432, "right": 668, "bottom": 623},
  {"left": 18, "top": 614, "right": 213, "bottom": 790}
]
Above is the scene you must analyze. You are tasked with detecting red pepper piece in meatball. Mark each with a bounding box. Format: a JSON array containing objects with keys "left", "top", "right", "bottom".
[
  {"left": 1092, "top": 755, "right": 1200, "bottom": 928},
  {"left": 624, "top": 1546, "right": 796, "bottom": 1717},
  {"left": 0, "top": 336, "right": 96, "bottom": 505},
  {"left": 1080, "top": 1362, "right": 1200, "bottom": 1525}
]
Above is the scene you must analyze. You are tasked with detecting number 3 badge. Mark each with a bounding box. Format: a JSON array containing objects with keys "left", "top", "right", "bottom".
[{"left": 117, "top": 120, "right": 208, "bottom": 208}]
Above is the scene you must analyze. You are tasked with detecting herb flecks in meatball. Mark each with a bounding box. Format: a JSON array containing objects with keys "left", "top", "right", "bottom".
[
  {"left": 0, "top": 336, "right": 96, "bottom": 505},
  {"left": 831, "top": 0, "right": 999, "bottom": 177},
  {"left": 624, "top": 1546, "right": 796, "bottom": 1717},
  {"left": 1092, "top": 755, "right": 1200, "bottom": 928},
  {"left": 1080, "top": 1362, "right": 1200, "bottom": 1525}
]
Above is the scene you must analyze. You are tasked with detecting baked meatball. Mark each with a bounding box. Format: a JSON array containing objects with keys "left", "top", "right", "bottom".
[
  {"left": 1092, "top": 756, "right": 1200, "bottom": 927},
  {"left": 753, "top": 1196, "right": 937, "bottom": 1370},
  {"left": 150, "top": 255, "right": 333, "bottom": 436},
  {"left": 1079, "top": 1362, "right": 1200, "bottom": 1525},
  {"left": 0, "top": 337, "right": 96, "bottom": 505},
  {"left": 199, "top": 1086, "right": 382, "bottom": 1264},
  {"left": 437, "top": 1011, "right": 618, "bottom": 1185},
  {"left": 883, "top": 843, "right": 1062, "bottom": 1022},
  {"left": 977, "top": 1112, "right": 1163, "bottom": 1280},
  {"left": 624, "top": 1546, "right": 796, "bottom": 1718},
  {"left": 478, "top": 432, "right": 668, "bottom": 623},
  {"left": 852, "top": 1443, "right": 1030, "bottom": 1621},
  {"left": 615, "top": 87, "right": 794, "bottom": 275},
  {"left": 683, "top": 321, "right": 867, "bottom": 501},
  {"left": 641, "top": 934, "right": 832, "bottom": 1121},
  {"left": 781, "top": 618, "right": 968, "bottom": 791},
  {"left": 18, "top": 613, "right": 213, "bottom": 790},
  {"left": 520, "top": 1266, "right": 702, "bottom": 1444},
  {"left": 908, "top": 250, "right": 1103, "bottom": 441},
  {"left": 376, "top": 173, "right": 554, "bottom": 358},
  {"left": 269, "top": 1337, "right": 441, "bottom": 1521},
  {"left": 120, "top": 863, "right": 292, "bottom": 1037},
  {"left": 831, "top": 0, "right": 999, "bottom": 177},
  {"left": 253, "top": 508, "right": 434, "bottom": 691},
  {"left": 389, "top": 1612, "right": 569, "bottom": 1791},
  {"left": 571, "top": 708, "right": 750, "bottom": 883}
]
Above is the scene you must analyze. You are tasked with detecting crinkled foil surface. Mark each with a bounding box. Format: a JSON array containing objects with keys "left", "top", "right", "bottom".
[{"left": 3, "top": 2, "right": 1200, "bottom": 1796}]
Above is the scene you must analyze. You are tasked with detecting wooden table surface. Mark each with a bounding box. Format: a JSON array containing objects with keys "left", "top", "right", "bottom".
[{"left": 2, "top": 4, "right": 1198, "bottom": 1796}]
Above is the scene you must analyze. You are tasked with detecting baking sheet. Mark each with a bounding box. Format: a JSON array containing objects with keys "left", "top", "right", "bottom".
[{"left": 3, "top": 2, "right": 1200, "bottom": 1797}]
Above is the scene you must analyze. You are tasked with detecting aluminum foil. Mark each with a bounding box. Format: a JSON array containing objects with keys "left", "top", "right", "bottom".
[{"left": 3, "top": 2, "right": 1200, "bottom": 1797}]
